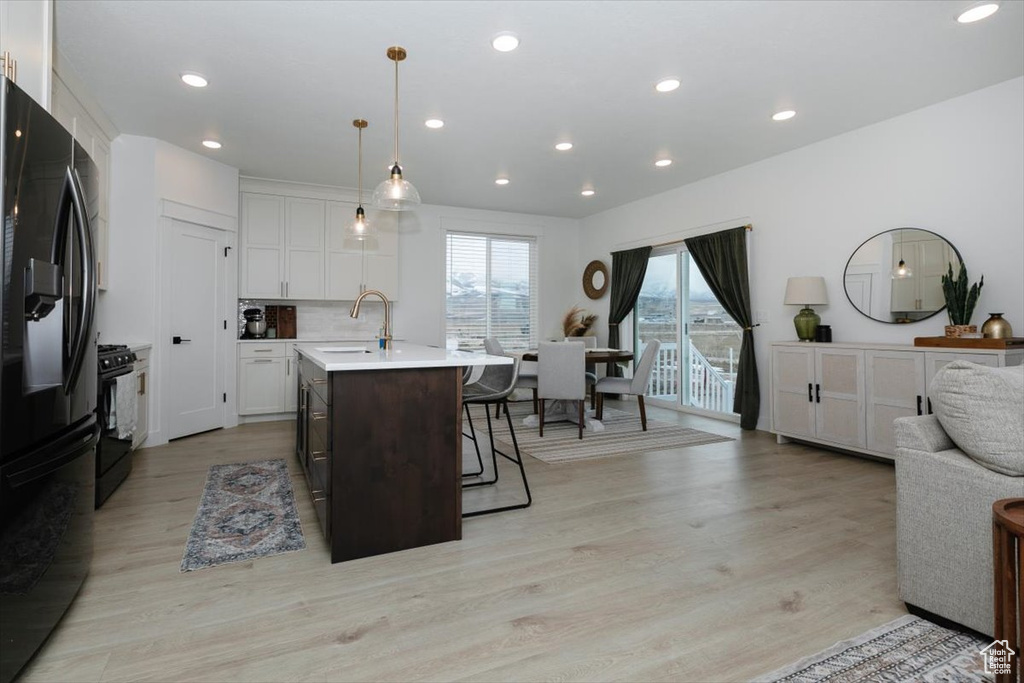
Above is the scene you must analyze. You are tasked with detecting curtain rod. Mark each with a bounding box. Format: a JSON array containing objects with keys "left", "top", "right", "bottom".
[{"left": 650, "top": 224, "right": 752, "bottom": 249}]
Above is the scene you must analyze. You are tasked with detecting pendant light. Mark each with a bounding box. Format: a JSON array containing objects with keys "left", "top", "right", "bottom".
[
  {"left": 892, "top": 229, "right": 913, "bottom": 279},
  {"left": 348, "top": 119, "right": 376, "bottom": 241},
  {"left": 372, "top": 46, "right": 421, "bottom": 211}
]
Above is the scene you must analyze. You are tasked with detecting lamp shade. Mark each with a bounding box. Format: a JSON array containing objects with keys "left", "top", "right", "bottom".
[{"left": 784, "top": 277, "right": 829, "bottom": 306}]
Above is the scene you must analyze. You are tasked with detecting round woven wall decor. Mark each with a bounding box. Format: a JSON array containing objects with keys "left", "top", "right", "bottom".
[{"left": 583, "top": 260, "right": 609, "bottom": 299}]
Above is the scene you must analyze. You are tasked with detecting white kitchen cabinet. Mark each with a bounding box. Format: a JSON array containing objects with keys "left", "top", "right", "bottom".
[
  {"left": 890, "top": 237, "right": 957, "bottom": 315},
  {"left": 326, "top": 201, "right": 399, "bottom": 299},
  {"left": 285, "top": 343, "right": 298, "bottom": 412},
  {"left": 772, "top": 341, "right": 1023, "bottom": 461},
  {"left": 0, "top": 0, "right": 52, "bottom": 109},
  {"left": 132, "top": 347, "right": 151, "bottom": 449},
  {"left": 240, "top": 193, "right": 286, "bottom": 298},
  {"left": 283, "top": 197, "right": 325, "bottom": 299},
  {"left": 237, "top": 342, "right": 301, "bottom": 415},
  {"left": 239, "top": 357, "right": 286, "bottom": 414},
  {"left": 51, "top": 75, "right": 112, "bottom": 289}
]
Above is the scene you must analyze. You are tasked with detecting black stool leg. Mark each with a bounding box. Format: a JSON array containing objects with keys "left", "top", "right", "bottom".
[
  {"left": 463, "top": 398, "right": 532, "bottom": 517},
  {"left": 462, "top": 403, "right": 484, "bottom": 477}
]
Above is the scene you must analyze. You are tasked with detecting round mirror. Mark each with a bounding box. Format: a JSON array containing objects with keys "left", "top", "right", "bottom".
[
  {"left": 844, "top": 228, "right": 962, "bottom": 324},
  {"left": 583, "top": 260, "right": 609, "bottom": 299}
]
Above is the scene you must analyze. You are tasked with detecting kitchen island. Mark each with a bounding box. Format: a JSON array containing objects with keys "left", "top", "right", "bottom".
[{"left": 294, "top": 343, "right": 511, "bottom": 563}]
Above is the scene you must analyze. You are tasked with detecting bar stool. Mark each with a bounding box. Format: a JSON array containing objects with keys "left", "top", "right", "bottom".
[{"left": 462, "top": 358, "right": 533, "bottom": 517}]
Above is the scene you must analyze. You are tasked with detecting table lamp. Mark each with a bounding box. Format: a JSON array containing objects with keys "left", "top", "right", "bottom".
[{"left": 784, "top": 276, "right": 828, "bottom": 342}]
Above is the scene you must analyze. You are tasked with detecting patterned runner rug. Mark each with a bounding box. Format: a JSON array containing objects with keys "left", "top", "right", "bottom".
[
  {"left": 180, "top": 459, "right": 306, "bottom": 572},
  {"left": 469, "top": 401, "right": 733, "bottom": 464},
  {"left": 753, "top": 615, "right": 992, "bottom": 682}
]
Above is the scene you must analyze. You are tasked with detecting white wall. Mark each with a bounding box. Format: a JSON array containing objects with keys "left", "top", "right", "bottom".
[
  {"left": 103, "top": 135, "right": 239, "bottom": 445},
  {"left": 580, "top": 77, "right": 1024, "bottom": 430}
]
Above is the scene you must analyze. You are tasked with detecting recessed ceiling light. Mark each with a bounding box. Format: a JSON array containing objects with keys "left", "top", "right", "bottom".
[
  {"left": 491, "top": 32, "right": 520, "bottom": 52},
  {"left": 202, "top": 140, "right": 222, "bottom": 149},
  {"left": 495, "top": 178, "right": 510, "bottom": 186},
  {"left": 772, "top": 110, "right": 797, "bottom": 121},
  {"left": 581, "top": 189, "right": 595, "bottom": 197},
  {"left": 425, "top": 119, "right": 444, "bottom": 129},
  {"left": 957, "top": 2, "right": 999, "bottom": 22},
  {"left": 655, "top": 79, "right": 680, "bottom": 93},
  {"left": 555, "top": 142, "right": 574, "bottom": 151},
  {"left": 180, "top": 72, "right": 208, "bottom": 88},
  {"left": 655, "top": 159, "right": 672, "bottom": 168}
]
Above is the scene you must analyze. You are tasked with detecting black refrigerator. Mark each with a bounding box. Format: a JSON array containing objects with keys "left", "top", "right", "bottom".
[{"left": 0, "top": 78, "right": 99, "bottom": 683}]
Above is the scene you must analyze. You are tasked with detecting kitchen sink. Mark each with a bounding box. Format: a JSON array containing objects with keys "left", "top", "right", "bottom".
[{"left": 315, "top": 346, "right": 372, "bottom": 353}]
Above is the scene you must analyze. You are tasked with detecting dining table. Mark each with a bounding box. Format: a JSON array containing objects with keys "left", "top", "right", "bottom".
[{"left": 518, "top": 348, "right": 634, "bottom": 432}]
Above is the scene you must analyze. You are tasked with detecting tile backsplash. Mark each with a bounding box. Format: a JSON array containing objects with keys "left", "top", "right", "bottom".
[{"left": 238, "top": 300, "right": 387, "bottom": 340}]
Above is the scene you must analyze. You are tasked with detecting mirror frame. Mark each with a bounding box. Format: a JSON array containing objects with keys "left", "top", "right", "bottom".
[
  {"left": 843, "top": 227, "right": 963, "bottom": 325},
  {"left": 583, "top": 259, "right": 609, "bottom": 299}
]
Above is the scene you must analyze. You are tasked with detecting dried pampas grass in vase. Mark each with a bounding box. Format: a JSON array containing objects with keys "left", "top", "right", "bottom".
[{"left": 563, "top": 306, "right": 598, "bottom": 337}]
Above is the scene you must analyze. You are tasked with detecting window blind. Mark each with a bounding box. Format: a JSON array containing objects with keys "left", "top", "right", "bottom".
[{"left": 445, "top": 232, "right": 538, "bottom": 352}]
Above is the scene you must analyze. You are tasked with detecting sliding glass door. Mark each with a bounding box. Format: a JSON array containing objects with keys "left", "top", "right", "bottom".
[{"left": 634, "top": 247, "right": 742, "bottom": 418}]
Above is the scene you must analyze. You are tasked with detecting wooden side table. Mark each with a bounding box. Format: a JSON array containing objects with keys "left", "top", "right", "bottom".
[{"left": 993, "top": 498, "right": 1024, "bottom": 682}]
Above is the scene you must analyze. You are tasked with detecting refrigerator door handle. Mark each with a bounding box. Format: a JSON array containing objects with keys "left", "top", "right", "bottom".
[{"left": 52, "top": 166, "right": 97, "bottom": 394}]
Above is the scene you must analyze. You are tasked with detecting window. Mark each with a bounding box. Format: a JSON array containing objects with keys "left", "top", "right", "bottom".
[{"left": 445, "top": 232, "right": 537, "bottom": 351}]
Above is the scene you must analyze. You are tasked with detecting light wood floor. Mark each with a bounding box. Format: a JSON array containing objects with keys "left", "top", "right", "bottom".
[{"left": 21, "top": 401, "right": 904, "bottom": 683}]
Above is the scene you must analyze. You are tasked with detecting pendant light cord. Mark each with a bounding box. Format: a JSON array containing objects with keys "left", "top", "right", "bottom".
[
  {"left": 393, "top": 56, "right": 400, "bottom": 165},
  {"left": 358, "top": 126, "right": 363, "bottom": 205}
]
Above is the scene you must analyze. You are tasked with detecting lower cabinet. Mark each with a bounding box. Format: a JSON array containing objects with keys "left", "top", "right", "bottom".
[
  {"left": 132, "top": 346, "right": 151, "bottom": 449},
  {"left": 772, "top": 341, "right": 1023, "bottom": 460},
  {"left": 237, "top": 341, "right": 300, "bottom": 415},
  {"left": 296, "top": 356, "right": 331, "bottom": 539}
]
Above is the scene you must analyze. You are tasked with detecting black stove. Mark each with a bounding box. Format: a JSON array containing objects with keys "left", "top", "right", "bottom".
[
  {"left": 98, "top": 344, "right": 136, "bottom": 380},
  {"left": 96, "top": 345, "right": 136, "bottom": 507}
]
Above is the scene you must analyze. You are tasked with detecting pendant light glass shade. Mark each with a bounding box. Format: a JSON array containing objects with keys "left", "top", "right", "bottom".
[
  {"left": 348, "top": 119, "right": 377, "bottom": 241},
  {"left": 373, "top": 46, "right": 420, "bottom": 211},
  {"left": 891, "top": 230, "right": 913, "bottom": 279}
]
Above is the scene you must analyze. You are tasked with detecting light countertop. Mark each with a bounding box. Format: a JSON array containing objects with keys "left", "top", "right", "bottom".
[
  {"left": 237, "top": 338, "right": 403, "bottom": 343},
  {"left": 295, "top": 342, "right": 512, "bottom": 372}
]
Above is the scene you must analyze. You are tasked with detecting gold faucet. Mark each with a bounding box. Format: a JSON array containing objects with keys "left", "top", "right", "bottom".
[{"left": 350, "top": 289, "right": 392, "bottom": 350}]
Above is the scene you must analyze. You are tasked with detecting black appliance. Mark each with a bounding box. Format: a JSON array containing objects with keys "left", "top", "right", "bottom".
[
  {"left": 95, "top": 344, "right": 135, "bottom": 507},
  {"left": 0, "top": 77, "right": 98, "bottom": 683}
]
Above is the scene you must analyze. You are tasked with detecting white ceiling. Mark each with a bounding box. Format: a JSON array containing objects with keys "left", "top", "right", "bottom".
[{"left": 55, "top": 1, "right": 1023, "bottom": 219}]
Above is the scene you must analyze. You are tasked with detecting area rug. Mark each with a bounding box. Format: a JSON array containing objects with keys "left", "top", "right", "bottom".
[
  {"left": 180, "top": 459, "right": 305, "bottom": 572},
  {"left": 469, "top": 401, "right": 733, "bottom": 464},
  {"left": 752, "top": 615, "right": 992, "bottom": 682}
]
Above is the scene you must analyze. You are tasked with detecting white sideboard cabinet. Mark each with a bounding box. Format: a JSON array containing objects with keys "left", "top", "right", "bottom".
[{"left": 771, "top": 341, "right": 1023, "bottom": 461}]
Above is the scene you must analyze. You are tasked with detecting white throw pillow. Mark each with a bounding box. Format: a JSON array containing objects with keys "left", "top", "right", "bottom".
[{"left": 931, "top": 361, "right": 1024, "bottom": 476}]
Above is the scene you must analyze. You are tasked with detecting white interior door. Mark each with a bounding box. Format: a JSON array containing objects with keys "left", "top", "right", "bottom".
[{"left": 165, "top": 220, "right": 227, "bottom": 439}]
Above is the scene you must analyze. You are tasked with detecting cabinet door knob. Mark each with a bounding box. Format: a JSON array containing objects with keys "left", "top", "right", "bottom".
[
  {"left": 807, "top": 382, "right": 813, "bottom": 403},
  {"left": 815, "top": 383, "right": 821, "bottom": 403},
  {"left": 916, "top": 395, "right": 922, "bottom": 416}
]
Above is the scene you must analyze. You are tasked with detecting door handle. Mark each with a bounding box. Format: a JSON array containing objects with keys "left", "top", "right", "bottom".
[
  {"left": 807, "top": 383, "right": 813, "bottom": 403},
  {"left": 172, "top": 336, "right": 192, "bottom": 344},
  {"left": 815, "top": 383, "right": 821, "bottom": 403},
  {"left": 927, "top": 397, "right": 932, "bottom": 415},
  {"left": 916, "top": 395, "right": 922, "bottom": 416}
]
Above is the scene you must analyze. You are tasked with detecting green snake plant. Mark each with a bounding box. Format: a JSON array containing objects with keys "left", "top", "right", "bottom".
[{"left": 941, "top": 262, "right": 984, "bottom": 326}]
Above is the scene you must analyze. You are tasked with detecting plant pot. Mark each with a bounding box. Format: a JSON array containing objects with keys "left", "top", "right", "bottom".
[{"left": 945, "top": 324, "right": 977, "bottom": 338}]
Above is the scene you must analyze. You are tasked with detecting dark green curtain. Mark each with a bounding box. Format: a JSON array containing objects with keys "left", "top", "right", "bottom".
[
  {"left": 608, "top": 246, "right": 652, "bottom": 379},
  {"left": 684, "top": 227, "right": 760, "bottom": 430}
]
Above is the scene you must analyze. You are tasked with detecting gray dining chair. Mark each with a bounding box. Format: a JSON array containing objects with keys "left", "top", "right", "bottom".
[
  {"left": 564, "top": 336, "right": 598, "bottom": 407},
  {"left": 485, "top": 337, "right": 538, "bottom": 415},
  {"left": 595, "top": 340, "right": 661, "bottom": 431},
  {"left": 537, "top": 341, "right": 587, "bottom": 439},
  {"left": 461, "top": 358, "right": 532, "bottom": 517}
]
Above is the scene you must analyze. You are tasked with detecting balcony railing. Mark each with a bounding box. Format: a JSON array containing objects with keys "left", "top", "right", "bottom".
[{"left": 644, "top": 341, "right": 735, "bottom": 414}]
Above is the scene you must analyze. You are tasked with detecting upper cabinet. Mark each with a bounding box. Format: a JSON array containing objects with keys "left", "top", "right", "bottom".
[
  {"left": 0, "top": 0, "right": 52, "bottom": 109},
  {"left": 239, "top": 188, "right": 399, "bottom": 301},
  {"left": 51, "top": 70, "right": 114, "bottom": 290}
]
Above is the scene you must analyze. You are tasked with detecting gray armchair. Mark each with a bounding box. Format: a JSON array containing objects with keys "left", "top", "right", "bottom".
[{"left": 594, "top": 340, "right": 661, "bottom": 431}]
